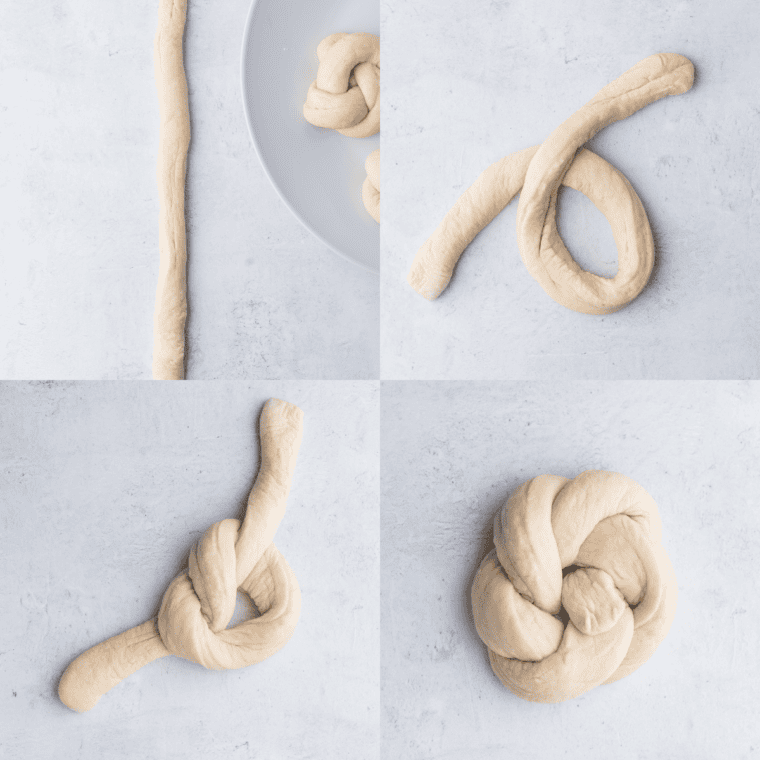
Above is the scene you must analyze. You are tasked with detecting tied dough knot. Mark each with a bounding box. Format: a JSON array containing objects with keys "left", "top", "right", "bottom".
[
  {"left": 58, "top": 399, "right": 303, "bottom": 712},
  {"left": 471, "top": 471, "right": 677, "bottom": 703},
  {"left": 408, "top": 54, "right": 694, "bottom": 313},
  {"left": 362, "top": 149, "right": 380, "bottom": 223},
  {"left": 303, "top": 32, "right": 380, "bottom": 138}
]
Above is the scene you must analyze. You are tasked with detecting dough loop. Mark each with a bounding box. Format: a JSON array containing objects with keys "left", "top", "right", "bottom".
[
  {"left": 409, "top": 54, "right": 694, "bottom": 314},
  {"left": 303, "top": 33, "right": 380, "bottom": 138},
  {"left": 362, "top": 149, "right": 380, "bottom": 223},
  {"left": 471, "top": 471, "right": 677, "bottom": 703},
  {"left": 58, "top": 399, "right": 304, "bottom": 712}
]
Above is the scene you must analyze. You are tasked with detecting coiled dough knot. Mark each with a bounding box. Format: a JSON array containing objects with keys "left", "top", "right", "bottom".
[
  {"left": 303, "top": 33, "right": 380, "bottom": 138},
  {"left": 471, "top": 471, "right": 677, "bottom": 703},
  {"left": 58, "top": 399, "right": 303, "bottom": 712},
  {"left": 409, "top": 54, "right": 694, "bottom": 313},
  {"left": 362, "top": 149, "right": 380, "bottom": 223}
]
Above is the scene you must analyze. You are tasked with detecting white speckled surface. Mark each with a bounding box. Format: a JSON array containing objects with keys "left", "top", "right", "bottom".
[
  {"left": 381, "top": 0, "right": 760, "bottom": 379},
  {"left": 0, "top": 0, "right": 378, "bottom": 379},
  {"left": 0, "top": 381, "right": 379, "bottom": 758},
  {"left": 381, "top": 381, "right": 760, "bottom": 760}
]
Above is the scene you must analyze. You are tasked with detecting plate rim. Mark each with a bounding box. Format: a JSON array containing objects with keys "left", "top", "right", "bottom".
[{"left": 239, "top": 0, "right": 378, "bottom": 274}]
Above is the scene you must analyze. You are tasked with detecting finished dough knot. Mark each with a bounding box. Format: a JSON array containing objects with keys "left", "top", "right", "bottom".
[
  {"left": 471, "top": 471, "right": 677, "bottom": 703},
  {"left": 303, "top": 32, "right": 380, "bottom": 138}
]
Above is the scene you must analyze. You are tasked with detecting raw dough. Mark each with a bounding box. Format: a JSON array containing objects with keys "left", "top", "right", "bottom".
[
  {"left": 471, "top": 471, "right": 677, "bottom": 703},
  {"left": 409, "top": 54, "right": 694, "bottom": 314},
  {"left": 58, "top": 399, "right": 304, "bottom": 712},
  {"left": 153, "top": 0, "right": 191, "bottom": 379},
  {"left": 362, "top": 149, "right": 380, "bottom": 223},
  {"left": 303, "top": 33, "right": 380, "bottom": 138}
]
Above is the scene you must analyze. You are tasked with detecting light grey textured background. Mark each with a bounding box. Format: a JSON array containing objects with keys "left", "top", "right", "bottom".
[
  {"left": 0, "top": 381, "right": 379, "bottom": 759},
  {"left": 381, "top": 381, "right": 760, "bottom": 760},
  {"left": 381, "top": 0, "right": 760, "bottom": 380},
  {"left": 0, "top": 0, "right": 378, "bottom": 380}
]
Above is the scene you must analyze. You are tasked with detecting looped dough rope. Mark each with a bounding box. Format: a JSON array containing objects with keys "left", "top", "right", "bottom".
[
  {"left": 303, "top": 33, "right": 380, "bottom": 138},
  {"left": 471, "top": 471, "right": 677, "bottom": 703},
  {"left": 409, "top": 54, "right": 694, "bottom": 314},
  {"left": 362, "top": 149, "right": 380, "bottom": 223},
  {"left": 58, "top": 399, "right": 304, "bottom": 712}
]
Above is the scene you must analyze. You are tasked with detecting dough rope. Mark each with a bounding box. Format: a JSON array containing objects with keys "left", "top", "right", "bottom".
[
  {"left": 362, "top": 149, "right": 380, "bottom": 223},
  {"left": 303, "top": 33, "right": 380, "bottom": 138},
  {"left": 58, "top": 399, "right": 304, "bottom": 712},
  {"left": 409, "top": 54, "right": 694, "bottom": 314},
  {"left": 471, "top": 471, "right": 677, "bottom": 703},
  {"left": 153, "top": 0, "right": 191, "bottom": 379}
]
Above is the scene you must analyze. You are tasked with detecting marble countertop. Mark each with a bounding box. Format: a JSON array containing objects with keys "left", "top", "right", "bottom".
[
  {"left": 0, "top": 381, "right": 379, "bottom": 758},
  {"left": 381, "top": 0, "right": 760, "bottom": 380},
  {"left": 0, "top": 0, "right": 378, "bottom": 379},
  {"left": 381, "top": 380, "right": 760, "bottom": 759}
]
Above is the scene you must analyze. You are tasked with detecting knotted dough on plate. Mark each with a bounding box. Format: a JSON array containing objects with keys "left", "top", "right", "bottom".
[
  {"left": 409, "top": 54, "right": 694, "bottom": 313},
  {"left": 58, "top": 399, "right": 303, "bottom": 712},
  {"left": 471, "top": 471, "right": 677, "bottom": 703},
  {"left": 303, "top": 32, "right": 380, "bottom": 138}
]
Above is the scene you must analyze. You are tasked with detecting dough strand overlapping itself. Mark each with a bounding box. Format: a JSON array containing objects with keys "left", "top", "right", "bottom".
[
  {"left": 58, "top": 399, "right": 304, "bottom": 712},
  {"left": 471, "top": 471, "right": 677, "bottom": 702},
  {"left": 303, "top": 33, "right": 380, "bottom": 223},
  {"left": 409, "top": 54, "right": 695, "bottom": 314},
  {"left": 303, "top": 32, "right": 380, "bottom": 138}
]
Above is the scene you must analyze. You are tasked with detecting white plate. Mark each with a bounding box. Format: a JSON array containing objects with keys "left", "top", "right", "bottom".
[{"left": 240, "top": 0, "right": 380, "bottom": 272}]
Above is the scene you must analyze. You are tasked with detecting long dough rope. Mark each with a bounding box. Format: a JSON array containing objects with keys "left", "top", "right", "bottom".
[
  {"left": 58, "top": 399, "right": 303, "bottom": 712},
  {"left": 153, "top": 0, "right": 191, "bottom": 379},
  {"left": 303, "top": 33, "right": 381, "bottom": 223},
  {"left": 471, "top": 471, "right": 677, "bottom": 703},
  {"left": 409, "top": 54, "right": 694, "bottom": 314}
]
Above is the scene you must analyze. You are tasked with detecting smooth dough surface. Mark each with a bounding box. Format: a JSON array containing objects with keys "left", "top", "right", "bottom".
[
  {"left": 408, "top": 54, "right": 694, "bottom": 314},
  {"left": 303, "top": 33, "right": 380, "bottom": 138},
  {"left": 471, "top": 471, "right": 677, "bottom": 703},
  {"left": 58, "top": 399, "right": 304, "bottom": 712},
  {"left": 362, "top": 148, "right": 380, "bottom": 223},
  {"left": 153, "top": 0, "right": 191, "bottom": 379}
]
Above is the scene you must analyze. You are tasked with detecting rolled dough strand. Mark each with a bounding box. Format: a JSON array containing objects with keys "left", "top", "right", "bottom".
[
  {"left": 408, "top": 54, "right": 694, "bottom": 313},
  {"left": 152, "top": 0, "right": 190, "bottom": 380},
  {"left": 58, "top": 399, "right": 303, "bottom": 712},
  {"left": 362, "top": 148, "right": 380, "bottom": 223}
]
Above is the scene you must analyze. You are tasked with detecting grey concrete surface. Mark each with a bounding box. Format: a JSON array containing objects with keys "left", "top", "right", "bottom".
[
  {"left": 0, "top": 0, "right": 378, "bottom": 379},
  {"left": 381, "top": 380, "right": 760, "bottom": 759},
  {"left": 381, "top": 0, "right": 760, "bottom": 380},
  {"left": 0, "top": 381, "right": 379, "bottom": 759}
]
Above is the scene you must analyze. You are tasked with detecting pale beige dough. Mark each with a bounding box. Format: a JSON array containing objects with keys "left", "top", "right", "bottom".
[
  {"left": 471, "top": 471, "right": 677, "bottom": 703},
  {"left": 58, "top": 399, "right": 304, "bottom": 712},
  {"left": 409, "top": 54, "right": 694, "bottom": 314},
  {"left": 303, "top": 33, "right": 380, "bottom": 138},
  {"left": 362, "top": 148, "right": 380, "bottom": 223},
  {"left": 152, "top": 0, "right": 191, "bottom": 379}
]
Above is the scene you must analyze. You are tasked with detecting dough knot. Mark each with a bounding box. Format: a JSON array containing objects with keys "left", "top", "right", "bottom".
[
  {"left": 303, "top": 33, "right": 380, "bottom": 138},
  {"left": 471, "top": 471, "right": 677, "bottom": 702},
  {"left": 58, "top": 399, "right": 303, "bottom": 712}
]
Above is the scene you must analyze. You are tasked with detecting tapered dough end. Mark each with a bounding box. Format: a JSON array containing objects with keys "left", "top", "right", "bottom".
[
  {"left": 407, "top": 241, "right": 451, "bottom": 300},
  {"left": 58, "top": 619, "right": 168, "bottom": 712}
]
